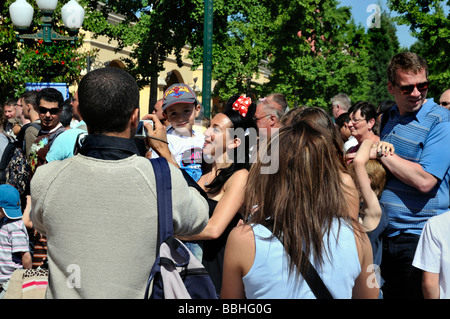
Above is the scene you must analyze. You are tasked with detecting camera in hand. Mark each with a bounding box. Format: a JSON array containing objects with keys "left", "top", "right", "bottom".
[{"left": 136, "top": 120, "right": 154, "bottom": 139}]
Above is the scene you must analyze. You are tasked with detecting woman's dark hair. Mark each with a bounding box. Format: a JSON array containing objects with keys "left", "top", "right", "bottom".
[
  {"left": 205, "top": 95, "right": 257, "bottom": 194},
  {"left": 244, "top": 120, "right": 355, "bottom": 277},
  {"left": 348, "top": 101, "right": 377, "bottom": 122}
]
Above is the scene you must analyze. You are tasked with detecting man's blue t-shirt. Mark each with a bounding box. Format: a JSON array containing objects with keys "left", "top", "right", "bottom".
[{"left": 379, "top": 98, "right": 450, "bottom": 237}]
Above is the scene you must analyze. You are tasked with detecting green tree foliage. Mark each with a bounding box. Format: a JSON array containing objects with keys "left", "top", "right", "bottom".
[
  {"left": 187, "top": 0, "right": 272, "bottom": 102},
  {"left": 258, "top": 0, "right": 372, "bottom": 109},
  {"left": 388, "top": 0, "right": 450, "bottom": 98},
  {"left": 80, "top": 0, "right": 206, "bottom": 111},
  {"left": 188, "top": 0, "right": 374, "bottom": 109},
  {"left": 0, "top": 0, "right": 92, "bottom": 101}
]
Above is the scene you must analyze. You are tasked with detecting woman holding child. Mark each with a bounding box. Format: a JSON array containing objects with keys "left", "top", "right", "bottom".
[{"left": 145, "top": 94, "right": 257, "bottom": 296}]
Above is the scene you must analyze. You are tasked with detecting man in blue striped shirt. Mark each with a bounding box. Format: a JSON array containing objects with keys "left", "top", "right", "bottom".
[{"left": 378, "top": 52, "right": 450, "bottom": 299}]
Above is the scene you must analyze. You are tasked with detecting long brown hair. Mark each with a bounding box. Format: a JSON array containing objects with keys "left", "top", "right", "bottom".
[{"left": 244, "top": 120, "right": 355, "bottom": 277}]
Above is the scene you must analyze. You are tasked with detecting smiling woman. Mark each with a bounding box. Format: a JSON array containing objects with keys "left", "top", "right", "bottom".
[
  {"left": 346, "top": 101, "right": 380, "bottom": 155},
  {"left": 151, "top": 94, "right": 258, "bottom": 295}
]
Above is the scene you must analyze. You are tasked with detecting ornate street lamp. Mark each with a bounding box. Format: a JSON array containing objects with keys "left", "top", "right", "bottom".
[{"left": 9, "top": 0, "right": 85, "bottom": 45}]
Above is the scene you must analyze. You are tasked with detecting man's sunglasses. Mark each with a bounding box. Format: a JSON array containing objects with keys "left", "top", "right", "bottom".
[
  {"left": 441, "top": 102, "right": 449, "bottom": 107},
  {"left": 395, "top": 81, "right": 430, "bottom": 95},
  {"left": 39, "top": 106, "right": 60, "bottom": 115}
]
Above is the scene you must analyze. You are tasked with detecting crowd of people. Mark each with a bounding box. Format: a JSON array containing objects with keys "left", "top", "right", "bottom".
[{"left": 0, "top": 51, "right": 450, "bottom": 299}]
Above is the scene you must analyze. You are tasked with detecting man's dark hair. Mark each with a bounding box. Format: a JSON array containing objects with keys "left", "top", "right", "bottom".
[
  {"left": 20, "top": 90, "right": 39, "bottom": 111},
  {"left": 78, "top": 67, "right": 139, "bottom": 134},
  {"left": 37, "top": 88, "right": 64, "bottom": 109},
  {"left": 387, "top": 52, "right": 428, "bottom": 85},
  {"left": 60, "top": 98, "right": 73, "bottom": 127}
]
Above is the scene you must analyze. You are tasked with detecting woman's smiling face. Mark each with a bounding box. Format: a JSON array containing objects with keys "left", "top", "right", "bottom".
[{"left": 203, "top": 113, "right": 233, "bottom": 160}]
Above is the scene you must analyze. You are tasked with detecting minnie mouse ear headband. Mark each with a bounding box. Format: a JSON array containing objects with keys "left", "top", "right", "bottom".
[
  {"left": 232, "top": 96, "right": 252, "bottom": 118},
  {"left": 162, "top": 83, "right": 198, "bottom": 111}
]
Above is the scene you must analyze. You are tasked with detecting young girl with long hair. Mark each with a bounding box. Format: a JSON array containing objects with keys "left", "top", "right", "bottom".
[{"left": 220, "top": 120, "right": 378, "bottom": 299}]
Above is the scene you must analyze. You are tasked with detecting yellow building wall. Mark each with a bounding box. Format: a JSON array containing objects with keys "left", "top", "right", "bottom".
[{"left": 80, "top": 31, "right": 206, "bottom": 118}]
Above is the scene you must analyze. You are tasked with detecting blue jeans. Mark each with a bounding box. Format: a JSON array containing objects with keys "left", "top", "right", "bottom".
[{"left": 381, "top": 233, "right": 423, "bottom": 299}]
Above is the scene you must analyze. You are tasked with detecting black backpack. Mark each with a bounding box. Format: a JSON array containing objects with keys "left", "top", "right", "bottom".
[
  {"left": 0, "top": 135, "right": 19, "bottom": 185},
  {"left": 144, "top": 157, "right": 218, "bottom": 299}
]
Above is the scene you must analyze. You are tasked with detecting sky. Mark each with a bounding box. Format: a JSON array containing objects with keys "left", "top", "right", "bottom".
[{"left": 337, "top": 0, "right": 417, "bottom": 48}]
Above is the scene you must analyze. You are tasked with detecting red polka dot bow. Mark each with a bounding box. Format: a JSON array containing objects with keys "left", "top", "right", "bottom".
[{"left": 232, "top": 96, "right": 251, "bottom": 117}]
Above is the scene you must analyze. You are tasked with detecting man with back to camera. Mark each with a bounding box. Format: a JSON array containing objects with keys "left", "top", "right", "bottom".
[
  {"left": 30, "top": 67, "right": 209, "bottom": 298},
  {"left": 330, "top": 93, "right": 351, "bottom": 120},
  {"left": 377, "top": 52, "right": 450, "bottom": 299}
]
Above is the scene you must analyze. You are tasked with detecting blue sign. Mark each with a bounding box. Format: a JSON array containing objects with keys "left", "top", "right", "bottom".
[{"left": 25, "top": 82, "right": 70, "bottom": 100}]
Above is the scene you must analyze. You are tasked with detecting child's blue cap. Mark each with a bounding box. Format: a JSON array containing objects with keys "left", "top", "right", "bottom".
[
  {"left": 0, "top": 184, "right": 22, "bottom": 219},
  {"left": 162, "top": 83, "right": 198, "bottom": 111}
]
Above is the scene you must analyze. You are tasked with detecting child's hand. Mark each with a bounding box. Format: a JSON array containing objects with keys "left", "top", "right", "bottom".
[{"left": 353, "top": 139, "right": 373, "bottom": 165}]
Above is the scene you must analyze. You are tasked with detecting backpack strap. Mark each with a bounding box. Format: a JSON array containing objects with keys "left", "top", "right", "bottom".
[
  {"left": 151, "top": 157, "right": 174, "bottom": 241},
  {"left": 261, "top": 223, "right": 333, "bottom": 299},
  {"left": 0, "top": 136, "right": 18, "bottom": 185},
  {"left": 145, "top": 157, "right": 173, "bottom": 298},
  {"left": 301, "top": 252, "right": 333, "bottom": 299}
]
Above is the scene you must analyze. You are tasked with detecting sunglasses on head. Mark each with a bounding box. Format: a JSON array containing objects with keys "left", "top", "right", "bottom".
[
  {"left": 39, "top": 106, "right": 60, "bottom": 115},
  {"left": 395, "top": 81, "right": 430, "bottom": 95}
]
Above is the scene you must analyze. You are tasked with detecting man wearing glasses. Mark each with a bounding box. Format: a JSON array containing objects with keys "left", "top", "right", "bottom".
[
  {"left": 378, "top": 52, "right": 450, "bottom": 299},
  {"left": 28, "top": 88, "right": 65, "bottom": 177},
  {"left": 439, "top": 89, "right": 450, "bottom": 110},
  {"left": 254, "top": 96, "right": 286, "bottom": 138},
  {"left": 27, "top": 88, "right": 66, "bottom": 270}
]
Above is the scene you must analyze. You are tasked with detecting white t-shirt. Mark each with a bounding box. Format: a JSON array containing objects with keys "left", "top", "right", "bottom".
[
  {"left": 413, "top": 210, "right": 450, "bottom": 299},
  {"left": 152, "top": 126, "right": 204, "bottom": 181},
  {"left": 344, "top": 135, "right": 359, "bottom": 153}
]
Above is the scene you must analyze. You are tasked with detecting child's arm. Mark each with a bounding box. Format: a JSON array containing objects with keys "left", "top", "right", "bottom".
[
  {"left": 353, "top": 140, "right": 383, "bottom": 231},
  {"left": 422, "top": 271, "right": 440, "bottom": 299},
  {"left": 21, "top": 251, "right": 32, "bottom": 269},
  {"left": 22, "top": 195, "right": 33, "bottom": 229}
]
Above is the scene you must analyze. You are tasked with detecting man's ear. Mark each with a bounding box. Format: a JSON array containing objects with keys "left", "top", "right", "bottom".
[
  {"left": 130, "top": 108, "right": 140, "bottom": 128},
  {"left": 387, "top": 81, "right": 395, "bottom": 95},
  {"left": 268, "top": 114, "right": 277, "bottom": 126}
]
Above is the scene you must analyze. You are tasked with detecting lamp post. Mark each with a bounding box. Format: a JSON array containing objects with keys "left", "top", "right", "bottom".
[
  {"left": 9, "top": 0, "right": 85, "bottom": 45},
  {"left": 202, "top": 0, "right": 213, "bottom": 118},
  {"left": 9, "top": 0, "right": 85, "bottom": 82}
]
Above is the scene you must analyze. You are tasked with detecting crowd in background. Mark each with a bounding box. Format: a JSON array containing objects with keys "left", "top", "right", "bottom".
[{"left": 0, "top": 52, "right": 450, "bottom": 299}]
